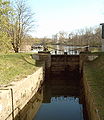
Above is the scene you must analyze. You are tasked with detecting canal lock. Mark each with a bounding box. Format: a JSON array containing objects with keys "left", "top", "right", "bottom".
[{"left": 14, "top": 53, "right": 90, "bottom": 120}]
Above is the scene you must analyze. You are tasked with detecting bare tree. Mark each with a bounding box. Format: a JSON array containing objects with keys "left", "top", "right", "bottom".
[
  {"left": 67, "top": 27, "right": 101, "bottom": 47},
  {"left": 9, "top": 0, "right": 35, "bottom": 52},
  {"left": 58, "top": 31, "right": 68, "bottom": 44},
  {"left": 94, "top": 27, "right": 102, "bottom": 46}
]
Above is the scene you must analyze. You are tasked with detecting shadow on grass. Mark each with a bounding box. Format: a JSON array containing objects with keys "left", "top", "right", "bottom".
[
  {"left": 21, "top": 54, "right": 44, "bottom": 67},
  {"left": 21, "top": 55, "right": 35, "bottom": 66}
]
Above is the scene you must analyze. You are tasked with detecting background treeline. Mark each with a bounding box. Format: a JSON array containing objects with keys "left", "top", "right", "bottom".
[
  {"left": 33, "top": 26, "right": 102, "bottom": 48},
  {"left": 51, "top": 27, "right": 102, "bottom": 47}
]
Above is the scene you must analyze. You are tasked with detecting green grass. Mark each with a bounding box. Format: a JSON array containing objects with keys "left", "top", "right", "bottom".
[
  {"left": 0, "top": 53, "right": 40, "bottom": 85},
  {"left": 84, "top": 52, "right": 104, "bottom": 119}
]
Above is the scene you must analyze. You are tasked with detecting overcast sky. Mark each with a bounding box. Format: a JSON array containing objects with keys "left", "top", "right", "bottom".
[{"left": 29, "top": 0, "right": 104, "bottom": 38}]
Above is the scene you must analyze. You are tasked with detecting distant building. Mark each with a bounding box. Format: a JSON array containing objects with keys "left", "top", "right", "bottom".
[
  {"left": 52, "top": 34, "right": 58, "bottom": 43},
  {"left": 20, "top": 36, "right": 34, "bottom": 52},
  {"left": 31, "top": 44, "right": 44, "bottom": 52},
  {"left": 20, "top": 45, "right": 31, "bottom": 52}
]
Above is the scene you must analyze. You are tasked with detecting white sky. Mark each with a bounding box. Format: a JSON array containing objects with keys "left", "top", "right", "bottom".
[{"left": 29, "top": 0, "right": 104, "bottom": 38}]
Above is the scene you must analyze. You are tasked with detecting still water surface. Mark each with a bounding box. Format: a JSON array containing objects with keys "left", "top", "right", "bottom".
[{"left": 33, "top": 72, "right": 85, "bottom": 120}]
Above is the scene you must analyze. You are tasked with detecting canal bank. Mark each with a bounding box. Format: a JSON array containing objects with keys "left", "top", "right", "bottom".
[
  {"left": 81, "top": 52, "right": 104, "bottom": 120},
  {"left": 0, "top": 67, "right": 45, "bottom": 120}
]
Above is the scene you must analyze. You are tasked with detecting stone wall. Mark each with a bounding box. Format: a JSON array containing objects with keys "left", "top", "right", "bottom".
[
  {"left": 38, "top": 52, "right": 51, "bottom": 69},
  {"left": 79, "top": 53, "right": 88, "bottom": 73},
  {"left": 80, "top": 52, "right": 101, "bottom": 120},
  {"left": 79, "top": 52, "right": 98, "bottom": 73},
  {"left": 0, "top": 67, "right": 44, "bottom": 120},
  {"left": 83, "top": 72, "right": 100, "bottom": 120}
]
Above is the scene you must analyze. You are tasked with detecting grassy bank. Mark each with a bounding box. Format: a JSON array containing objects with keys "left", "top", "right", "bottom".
[
  {"left": 84, "top": 52, "right": 104, "bottom": 119},
  {"left": 0, "top": 53, "right": 39, "bottom": 85}
]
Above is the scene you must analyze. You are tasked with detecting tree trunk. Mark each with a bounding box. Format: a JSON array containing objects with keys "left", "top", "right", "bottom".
[
  {"left": 12, "top": 42, "right": 19, "bottom": 53},
  {"left": 14, "top": 47, "right": 19, "bottom": 53}
]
